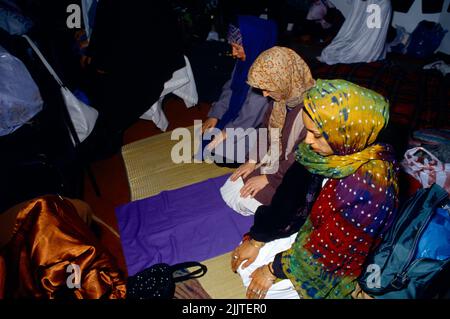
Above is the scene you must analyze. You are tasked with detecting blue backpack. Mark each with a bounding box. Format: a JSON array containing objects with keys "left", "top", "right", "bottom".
[{"left": 358, "top": 184, "right": 450, "bottom": 299}]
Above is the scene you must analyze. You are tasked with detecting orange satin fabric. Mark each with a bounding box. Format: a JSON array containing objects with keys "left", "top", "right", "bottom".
[{"left": 0, "top": 195, "right": 126, "bottom": 299}]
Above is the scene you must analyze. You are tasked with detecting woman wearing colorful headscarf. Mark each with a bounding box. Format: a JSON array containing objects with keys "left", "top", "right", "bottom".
[
  {"left": 198, "top": 15, "right": 277, "bottom": 165},
  {"left": 220, "top": 46, "right": 315, "bottom": 216},
  {"left": 232, "top": 79, "right": 399, "bottom": 299}
]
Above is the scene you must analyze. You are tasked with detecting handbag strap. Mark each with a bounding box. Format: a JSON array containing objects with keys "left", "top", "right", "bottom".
[
  {"left": 170, "top": 262, "right": 207, "bottom": 283},
  {"left": 22, "top": 35, "right": 65, "bottom": 87}
]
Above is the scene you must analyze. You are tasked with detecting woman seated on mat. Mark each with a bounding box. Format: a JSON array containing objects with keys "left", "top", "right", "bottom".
[
  {"left": 198, "top": 15, "right": 277, "bottom": 166},
  {"left": 231, "top": 79, "right": 399, "bottom": 299},
  {"left": 220, "top": 46, "right": 315, "bottom": 216}
]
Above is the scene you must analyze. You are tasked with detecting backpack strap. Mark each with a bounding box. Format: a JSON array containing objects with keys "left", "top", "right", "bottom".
[{"left": 170, "top": 262, "right": 207, "bottom": 283}]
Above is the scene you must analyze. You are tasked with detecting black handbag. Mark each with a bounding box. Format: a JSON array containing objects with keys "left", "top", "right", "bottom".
[{"left": 126, "top": 262, "right": 207, "bottom": 299}]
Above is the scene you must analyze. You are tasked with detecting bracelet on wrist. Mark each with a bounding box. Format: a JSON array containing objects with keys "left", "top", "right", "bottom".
[
  {"left": 242, "top": 233, "right": 252, "bottom": 242},
  {"left": 267, "top": 263, "right": 275, "bottom": 276},
  {"left": 265, "top": 264, "right": 276, "bottom": 282},
  {"left": 250, "top": 239, "right": 265, "bottom": 249}
]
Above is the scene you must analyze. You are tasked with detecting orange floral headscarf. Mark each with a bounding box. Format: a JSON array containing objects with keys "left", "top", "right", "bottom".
[{"left": 247, "top": 46, "right": 315, "bottom": 131}]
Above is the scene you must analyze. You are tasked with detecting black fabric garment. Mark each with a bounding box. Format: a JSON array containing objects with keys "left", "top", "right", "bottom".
[
  {"left": 391, "top": 0, "right": 415, "bottom": 13},
  {"left": 186, "top": 41, "right": 235, "bottom": 103},
  {"left": 221, "top": 0, "right": 270, "bottom": 19},
  {"left": 422, "top": 0, "right": 444, "bottom": 14},
  {"left": 86, "top": 0, "right": 116, "bottom": 73},
  {"left": 15, "top": 0, "right": 84, "bottom": 89},
  {"left": 214, "top": 160, "right": 241, "bottom": 169},
  {"left": 272, "top": 252, "right": 287, "bottom": 279},
  {"left": 0, "top": 30, "right": 84, "bottom": 211},
  {"left": 249, "top": 161, "right": 324, "bottom": 242},
  {"left": 87, "top": 0, "right": 185, "bottom": 137}
]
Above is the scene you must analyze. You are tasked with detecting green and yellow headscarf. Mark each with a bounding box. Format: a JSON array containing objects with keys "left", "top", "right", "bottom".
[
  {"left": 296, "top": 79, "right": 394, "bottom": 181},
  {"left": 283, "top": 80, "right": 399, "bottom": 299}
]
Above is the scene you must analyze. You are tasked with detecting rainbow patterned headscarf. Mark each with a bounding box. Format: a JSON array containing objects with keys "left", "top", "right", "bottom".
[
  {"left": 283, "top": 79, "right": 399, "bottom": 299},
  {"left": 296, "top": 79, "right": 393, "bottom": 182}
]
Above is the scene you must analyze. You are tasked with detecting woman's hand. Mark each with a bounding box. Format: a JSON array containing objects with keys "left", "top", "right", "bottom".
[
  {"left": 230, "top": 162, "right": 257, "bottom": 182},
  {"left": 240, "top": 175, "right": 269, "bottom": 198},
  {"left": 247, "top": 264, "right": 276, "bottom": 299},
  {"left": 201, "top": 117, "right": 218, "bottom": 133},
  {"left": 206, "top": 130, "right": 227, "bottom": 151},
  {"left": 230, "top": 239, "right": 264, "bottom": 272}
]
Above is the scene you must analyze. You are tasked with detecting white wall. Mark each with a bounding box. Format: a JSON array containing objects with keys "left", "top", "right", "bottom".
[
  {"left": 392, "top": 0, "right": 450, "bottom": 55},
  {"left": 391, "top": 0, "right": 441, "bottom": 32},
  {"left": 438, "top": 0, "right": 450, "bottom": 54},
  {"left": 331, "top": 0, "right": 450, "bottom": 55}
]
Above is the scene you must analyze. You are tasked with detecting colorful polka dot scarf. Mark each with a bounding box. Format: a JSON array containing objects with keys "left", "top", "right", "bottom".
[{"left": 281, "top": 79, "right": 399, "bottom": 299}]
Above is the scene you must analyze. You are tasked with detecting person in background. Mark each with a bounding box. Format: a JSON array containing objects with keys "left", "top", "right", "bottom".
[
  {"left": 318, "top": 0, "right": 392, "bottom": 64},
  {"left": 302, "top": 0, "right": 344, "bottom": 44},
  {"left": 231, "top": 79, "right": 399, "bottom": 299},
  {"left": 220, "top": 46, "right": 315, "bottom": 216},
  {"left": 198, "top": 15, "right": 277, "bottom": 166}
]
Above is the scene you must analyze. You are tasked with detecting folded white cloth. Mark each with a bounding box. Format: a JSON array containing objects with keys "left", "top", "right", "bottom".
[
  {"left": 220, "top": 177, "right": 262, "bottom": 216},
  {"left": 237, "top": 233, "right": 300, "bottom": 299},
  {"left": 141, "top": 55, "right": 198, "bottom": 131}
]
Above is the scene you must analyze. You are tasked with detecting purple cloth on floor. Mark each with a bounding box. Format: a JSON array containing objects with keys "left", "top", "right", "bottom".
[{"left": 115, "top": 174, "right": 254, "bottom": 276}]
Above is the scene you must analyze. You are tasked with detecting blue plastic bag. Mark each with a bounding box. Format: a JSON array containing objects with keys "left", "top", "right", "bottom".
[
  {"left": 416, "top": 207, "right": 450, "bottom": 261},
  {"left": 0, "top": 0, "right": 33, "bottom": 35},
  {"left": 0, "top": 45, "right": 43, "bottom": 136}
]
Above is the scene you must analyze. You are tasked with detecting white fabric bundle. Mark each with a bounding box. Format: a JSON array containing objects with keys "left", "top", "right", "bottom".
[{"left": 220, "top": 177, "right": 262, "bottom": 216}]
